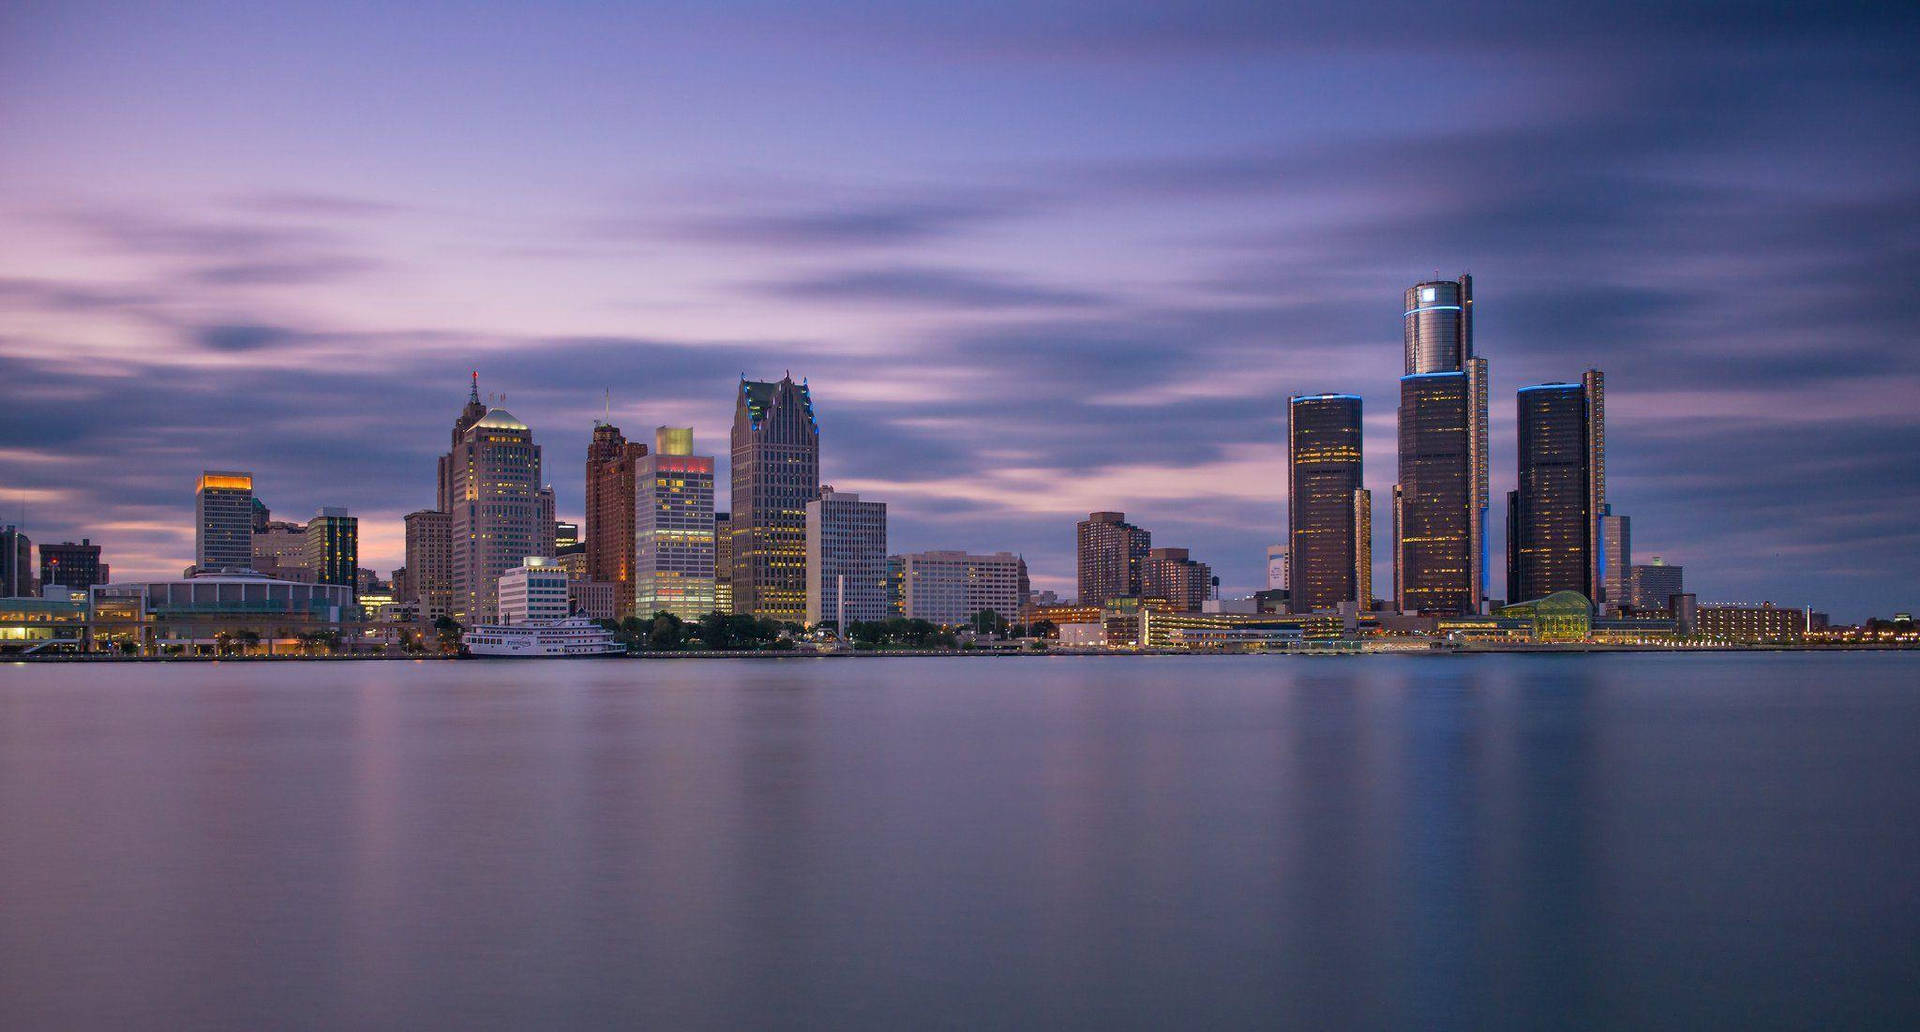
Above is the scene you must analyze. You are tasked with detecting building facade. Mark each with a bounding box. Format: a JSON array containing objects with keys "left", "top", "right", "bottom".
[
  {"left": 1265, "top": 545, "right": 1288, "bottom": 591},
  {"left": 1695, "top": 603, "right": 1804, "bottom": 643},
  {"left": 303, "top": 508, "right": 359, "bottom": 598},
  {"left": 498, "top": 556, "right": 569, "bottom": 625},
  {"left": 634, "top": 426, "right": 717, "bottom": 620},
  {"left": 1287, "top": 394, "right": 1365, "bottom": 613},
  {"left": 448, "top": 406, "right": 544, "bottom": 624},
  {"left": 195, "top": 471, "right": 255, "bottom": 573},
  {"left": 585, "top": 421, "right": 649, "bottom": 619},
  {"left": 713, "top": 511, "right": 732, "bottom": 615},
  {"left": 1, "top": 525, "right": 32, "bottom": 597},
  {"left": 804, "top": 487, "right": 888, "bottom": 628},
  {"left": 1600, "top": 511, "right": 1630, "bottom": 614},
  {"left": 895, "top": 550, "right": 1024, "bottom": 627},
  {"left": 403, "top": 509, "right": 452, "bottom": 622},
  {"left": 1141, "top": 547, "right": 1212, "bottom": 611},
  {"left": 730, "top": 375, "right": 820, "bottom": 622},
  {"left": 251, "top": 520, "right": 312, "bottom": 581},
  {"left": 1077, "top": 511, "right": 1150, "bottom": 607},
  {"left": 1394, "top": 276, "right": 1489, "bottom": 615},
  {"left": 38, "top": 539, "right": 108, "bottom": 591},
  {"left": 1507, "top": 371, "right": 1605, "bottom": 604},
  {"left": 1626, "top": 557, "right": 1684, "bottom": 612}
]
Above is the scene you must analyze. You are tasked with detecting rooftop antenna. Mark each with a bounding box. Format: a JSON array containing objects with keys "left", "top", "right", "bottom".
[
  {"left": 603, "top": 388, "right": 611, "bottom": 423},
  {"left": 469, "top": 370, "right": 480, "bottom": 403}
]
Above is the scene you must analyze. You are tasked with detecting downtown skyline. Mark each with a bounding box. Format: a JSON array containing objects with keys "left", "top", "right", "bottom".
[{"left": 2, "top": 2, "right": 1917, "bottom": 621}]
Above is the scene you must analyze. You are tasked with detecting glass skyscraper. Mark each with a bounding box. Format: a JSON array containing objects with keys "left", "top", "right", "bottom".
[
  {"left": 1394, "top": 276, "right": 1488, "bottom": 614},
  {"left": 635, "top": 427, "right": 716, "bottom": 620},
  {"left": 730, "top": 375, "right": 819, "bottom": 623},
  {"left": 1287, "top": 394, "right": 1366, "bottom": 614},
  {"left": 1506, "top": 371, "right": 1606, "bottom": 605}
]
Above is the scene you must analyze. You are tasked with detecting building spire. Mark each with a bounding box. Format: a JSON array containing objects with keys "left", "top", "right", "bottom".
[{"left": 469, "top": 370, "right": 480, "bottom": 404}]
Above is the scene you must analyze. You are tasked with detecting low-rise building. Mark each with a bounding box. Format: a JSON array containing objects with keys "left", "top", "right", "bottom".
[
  {"left": 1696, "top": 602, "right": 1804, "bottom": 643},
  {"left": 498, "top": 557, "right": 569, "bottom": 625}
]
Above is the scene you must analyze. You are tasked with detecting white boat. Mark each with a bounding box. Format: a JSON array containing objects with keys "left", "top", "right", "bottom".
[{"left": 462, "top": 616, "right": 624, "bottom": 657}]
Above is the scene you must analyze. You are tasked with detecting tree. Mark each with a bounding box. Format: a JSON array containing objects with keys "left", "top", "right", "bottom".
[
  {"left": 434, "top": 616, "right": 463, "bottom": 652},
  {"left": 1030, "top": 619, "right": 1058, "bottom": 640},
  {"left": 235, "top": 629, "right": 261, "bottom": 655},
  {"left": 696, "top": 611, "right": 734, "bottom": 650},
  {"left": 648, "top": 611, "right": 685, "bottom": 650},
  {"left": 969, "top": 610, "right": 1008, "bottom": 637}
]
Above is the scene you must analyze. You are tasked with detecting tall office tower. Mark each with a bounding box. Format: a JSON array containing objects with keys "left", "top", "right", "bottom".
[
  {"left": 1, "top": 525, "right": 32, "bottom": 596},
  {"left": 730, "top": 374, "right": 820, "bottom": 622},
  {"left": 403, "top": 509, "right": 453, "bottom": 621},
  {"left": 634, "top": 426, "right": 717, "bottom": 620},
  {"left": 1626, "top": 556, "right": 1684, "bottom": 613},
  {"left": 1142, "top": 547, "right": 1212, "bottom": 611},
  {"left": 895, "top": 550, "right": 1025, "bottom": 627},
  {"left": 1077, "top": 511, "right": 1151, "bottom": 607},
  {"left": 586, "top": 421, "right": 649, "bottom": 619},
  {"left": 1394, "top": 276, "right": 1489, "bottom": 614},
  {"left": 554, "top": 522, "right": 582, "bottom": 555},
  {"left": 804, "top": 486, "right": 888, "bottom": 628},
  {"left": 1600, "top": 510, "right": 1630, "bottom": 613},
  {"left": 1355, "top": 488, "right": 1374, "bottom": 608},
  {"left": 39, "top": 539, "right": 107, "bottom": 590},
  {"left": 304, "top": 508, "right": 359, "bottom": 598},
  {"left": 448, "top": 405, "right": 544, "bottom": 624},
  {"left": 1287, "top": 394, "right": 1365, "bottom": 613},
  {"left": 713, "top": 512, "right": 733, "bottom": 615},
  {"left": 251, "top": 498, "right": 272, "bottom": 533},
  {"left": 1265, "top": 545, "right": 1289, "bottom": 591},
  {"left": 195, "top": 471, "right": 255, "bottom": 573},
  {"left": 438, "top": 372, "right": 490, "bottom": 513},
  {"left": 537, "top": 485, "right": 558, "bottom": 559},
  {"left": 1506, "top": 371, "right": 1605, "bottom": 604}
]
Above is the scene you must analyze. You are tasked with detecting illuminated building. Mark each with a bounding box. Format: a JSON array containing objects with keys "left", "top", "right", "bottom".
[
  {"left": 713, "top": 512, "right": 732, "bottom": 614},
  {"left": 586, "top": 421, "right": 649, "bottom": 619},
  {"left": 1077, "top": 511, "right": 1150, "bottom": 607},
  {"left": 1696, "top": 602, "right": 1804, "bottom": 643},
  {"left": 1, "top": 525, "right": 33, "bottom": 596},
  {"left": 804, "top": 486, "right": 888, "bottom": 628},
  {"left": 895, "top": 550, "right": 1023, "bottom": 627},
  {"left": 437, "top": 372, "right": 489, "bottom": 512},
  {"left": 195, "top": 470, "right": 255, "bottom": 573},
  {"left": 635, "top": 427, "right": 716, "bottom": 620},
  {"left": 251, "top": 520, "right": 312, "bottom": 581},
  {"left": 88, "top": 572, "right": 355, "bottom": 655},
  {"left": 1627, "top": 556, "right": 1684, "bottom": 613},
  {"left": 1287, "top": 394, "right": 1365, "bottom": 613},
  {"left": 448, "top": 404, "right": 544, "bottom": 624},
  {"left": 1506, "top": 371, "right": 1604, "bottom": 604},
  {"left": 1599, "top": 511, "right": 1630, "bottom": 614},
  {"left": 39, "top": 539, "right": 108, "bottom": 591},
  {"left": 554, "top": 521, "right": 582, "bottom": 555},
  {"left": 731, "top": 375, "right": 819, "bottom": 622},
  {"left": 303, "top": 508, "right": 359, "bottom": 599},
  {"left": 1141, "top": 547, "right": 1212, "bottom": 611},
  {"left": 1496, "top": 591, "right": 1593, "bottom": 642},
  {"left": 537, "top": 485, "right": 557, "bottom": 559},
  {"left": 403, "top": 509, "right": 452, "bottom": 621},
  {"left": 498, "top": 556, "right": 569, "bottom": 625},
  {"left": 1265, "top": 544, "right": 1288, "bottom": 591},
  {"left": 1394, "top": 276, "right": 1489, "bottom": 615}
]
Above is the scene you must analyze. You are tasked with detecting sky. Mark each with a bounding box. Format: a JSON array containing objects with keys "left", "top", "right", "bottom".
[{"left": 2, "top": 0, "right": 1917, "bottom": 620}]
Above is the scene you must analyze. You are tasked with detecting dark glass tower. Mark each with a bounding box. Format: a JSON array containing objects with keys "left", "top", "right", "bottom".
[
  {"left": 1394, "top": 275, "right": 1488, "bottom": 614},
  {"left": 1287, "top": 394, "right": 1366, "bottom": 614},
  {"left": 1507, "top": 371, "right": 1605, "bottom": 604},
  {"left": 731, "top": 374, "right": 820, "bottom": 623}
]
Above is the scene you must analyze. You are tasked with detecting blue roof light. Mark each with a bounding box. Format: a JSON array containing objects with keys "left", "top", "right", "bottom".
[{"left": 1404, "top": 305, "right": 1463, "bottom": 317}]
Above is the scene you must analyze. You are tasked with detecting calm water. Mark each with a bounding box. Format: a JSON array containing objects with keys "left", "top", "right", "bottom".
[{"left": 2, "top": 654, "right": 1917, "bottom": 1030}]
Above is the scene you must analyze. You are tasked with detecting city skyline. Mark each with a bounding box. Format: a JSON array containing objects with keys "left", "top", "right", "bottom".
[{"left": 2, "top": 3, "right": 1916, "bottom": 620}]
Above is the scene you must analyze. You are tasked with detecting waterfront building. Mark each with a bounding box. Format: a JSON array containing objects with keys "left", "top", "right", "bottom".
[
  {"left": 87, "top": 571, "right": 355, "bottom": 655},
  {"left": 586, "top": 421, "right": 649, "bottom": 619},
  {"left": 303, "top": 508, "right": 359, "bottom": 598},
  {"left": 1496, "top": 591, "right": 1593, "bottom": 642},
  {"left": 1627, "top": 556, "right": 1684, "bottom": 613},
  {"left": 895, "top": 550, "right": 1024, "bottom": 627},
  {"left": 1287, "top": 394, "right": 1365, "bottom": 613},
  {"left": 730, "top": 375, "right": 820, "bottom": 622},
  {"left": 403, "top": 509, "right": 452, "bottom": 622},
  {"left": 1141, "top": 547, "right": 1212, "bottom": 611},
  {"left": 1077, "top": 511, "right": 1151, "bottom": 607},
  {"left": 1, "top": 525, "right": 32, "bottom": 596},
  {"left": 1599, "top": 511, "right": 1630, "bottom": 614},
  {"left": 448, "top": 404, "right": 544, "bottom": 624},
  {"left": 39, "top": 539, "right": 108, "bottom": 591},
  {"left": 634, "top": 427, "right": 717, "bottom": 620},
  {"left": 804, "top": 486, "right": 888, "bottom": 629},
  {"left": 1507, "top": 371, "right": 1605, "bottom": 605},
  {"left": 195, "top": 471, "right": 255, "bottom": 573},
  {"left": 1696, "top": 602, "right": 1804, "bottom": 643},
  {"left": 713, "top": 511, "right": 733, "bottom": 614},
  {"left": 498, "top": 556, "right": 570, "bottom": 625},
  {"left": 1265, "top": 545, "right": 1288, "bottom": 591},
  {"left": 1394, "top": 275, "right": 1489, "bottom": 615},
  {"left": 251, "top": 520, "right": 312, "bottom": 581}
]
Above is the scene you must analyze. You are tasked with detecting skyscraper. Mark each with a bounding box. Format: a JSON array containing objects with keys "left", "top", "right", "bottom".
[
  {"left": 448, "top": 404, "right": 543, "bottom": 624},
  {"left": 1600, "top": 510, "right": 1630, "bottom": 614},
  {"left": 537, "top": 485, "right": 558, "bottom": 560},
  {"left": 805, "top": 487, "right": 889, "bottom": 628},
  {"left": 403, "top": 508, "right": 452, "bottom": 621},
  {"left": 1507, "top": 371, "right": 1605, "bottom": 604},
  {"left": 586, "top": 421, "right": 649, "bottom": 619},
  {"left": 1, "top": 525, "right": 32, "bottom": 596},
  {"left": 1394, "top": 276, "right": 1489, "bottom": 614},
  {"left": 1077, "top": 511, "right": 1150, "bottom": 607},
  {"left": 1142, "top": 547, "right": 1212, "bottom": 611},
  {"left": 1626, "top": 555, "right": 1683, "bottom": 612},
  {"left": 713, "top": 511, "right": 733, "bottom": 615},
  {"left": 730, "top": 374, "right": 819, "bottom": 623},
  {"left": 1287, "top": 394, "right": 1365, "bottom": 613},
  {"left": 634, "top": 426, "right": 716, "bottom": 620},
  {"left": 38, "top": 539, "right": 108, "bottom": 591},
  {"left": 303, "top": 508, "right": 359, "bottom": 598},
  {"left": 195, "top": 471, "right": 254, "bottom": 573},
  {"left": 437, "top": 372, "right": 489, "bottom": 513}
]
